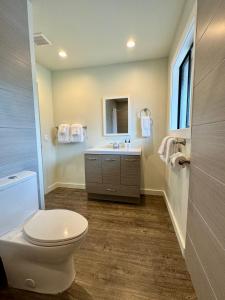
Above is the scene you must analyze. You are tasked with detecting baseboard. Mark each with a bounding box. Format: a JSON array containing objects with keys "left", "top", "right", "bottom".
[
  {"left": 141, "top": 188, "right": 164, "bottom": 196},
  {"left": 56, "top": 182, "right": 86, "bottom": 189},
  {"left": 46, "top": 182, "right": 58, "bottom": 194},
  {"left": 47, "top": 182, "right": 85, "bottom": 193},
  {"left": 163, "top": 190, "right": 185, "bottom": 256},
  {"left": 47, "top": 184, "right": 164, "bottom": 195}
]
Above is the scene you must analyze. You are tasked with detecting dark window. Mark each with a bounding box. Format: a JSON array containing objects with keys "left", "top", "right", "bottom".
[{"left": 177, "top": 45, "right": 193, "bottom": 129}]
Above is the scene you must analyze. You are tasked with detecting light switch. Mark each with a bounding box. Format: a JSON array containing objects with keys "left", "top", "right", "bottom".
[{"left": 44, "top": 134, "right": 49, "bottom": 142}]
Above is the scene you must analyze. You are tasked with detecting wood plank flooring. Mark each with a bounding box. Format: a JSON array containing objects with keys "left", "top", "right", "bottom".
[{"left": 0, "top": 188, "right": 197, "bottom": 300}]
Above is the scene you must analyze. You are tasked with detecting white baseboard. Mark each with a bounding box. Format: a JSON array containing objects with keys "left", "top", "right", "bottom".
[
  {"left": 141, "top": 188, "right": 164, "bottom": 196},
  {"left": 56, "top": 182, "right": 85, "bottom": 189},
  {"left": 48, "top": 184, "right": 164, "bottom": 196},
  {"left": 47, "top": 182, "right": 85, "bottom": 193},
  {"left": 46, "top": 182, "right": 58, "bottom": 193},
  {"left": 163, "top": 191, "right": 185, "bottom": 256}
]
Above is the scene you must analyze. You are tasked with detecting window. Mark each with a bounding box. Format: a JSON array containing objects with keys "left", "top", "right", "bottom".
[
  {"left": 177, "top": 45, "right": 193, "bottom": 129},
  {"left": 170, "top": 21, "right": 194, "bottom": 132}
]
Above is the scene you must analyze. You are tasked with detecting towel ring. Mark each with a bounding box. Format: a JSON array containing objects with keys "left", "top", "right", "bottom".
[{"left": 138, "top": 108, "right": 151, "bottom": 118}]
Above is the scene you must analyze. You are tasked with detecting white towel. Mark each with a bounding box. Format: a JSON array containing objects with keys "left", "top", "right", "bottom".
[
  {"left": 158, "top": 136, "right": 171, "bottom": 155},
  {"left": 141, "top": 116, "right": 151, "bottom": 137},
  {"left": 158, "top": 137, "right": 176, "bottom": 164},
  {"left": 70, "top": 124, "right": 84, "bottom": 143},
  {"left": 165, "top": 137, "right": 176, "bottom": 164},
  {"left": 57, "top": 124, "right": 70, "bottom": 144}
]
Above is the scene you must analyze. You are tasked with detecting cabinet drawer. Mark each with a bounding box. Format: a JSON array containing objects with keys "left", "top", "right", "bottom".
[
  {"left": 86, "top": 183, "right": 140, "bottom": 198},
  {"left": 85, "top": 154, "right": 102, "bottom": 183},
  {"left": 102, "top": 155, "right": 120, "bottom": 185},
  {"left": 121, "top": 156, "right": 140, "bottom": 186}
]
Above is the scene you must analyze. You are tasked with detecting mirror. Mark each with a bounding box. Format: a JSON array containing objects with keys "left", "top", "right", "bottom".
[{"left": 103, "top": 96, "right": 130, "bottom": 136}]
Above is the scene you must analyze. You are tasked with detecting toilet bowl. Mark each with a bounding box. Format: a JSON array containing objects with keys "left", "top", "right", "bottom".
[{"left": 0, "top": 171, "right": 88, "bottom": 294}]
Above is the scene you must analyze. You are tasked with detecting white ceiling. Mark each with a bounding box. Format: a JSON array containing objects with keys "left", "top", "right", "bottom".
[{"left": 31, "top": 0, "right": 185, "bottom": 71}]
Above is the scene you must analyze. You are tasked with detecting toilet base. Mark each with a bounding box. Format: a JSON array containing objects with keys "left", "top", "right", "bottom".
[
  {"left": 0, "top": 218, "right": 87, "bottom": 295},
  {"left": 3, "top": 254, "right": 76, "bottom": 294}
]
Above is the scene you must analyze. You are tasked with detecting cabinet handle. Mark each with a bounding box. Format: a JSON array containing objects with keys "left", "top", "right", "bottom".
[
  {"left": 105, "top": 159, "right": 116, "bottom": 161},
  {"left": 124, "top": 159, "right": 137, "bottom": 162},
  {"left": 106, "top": 188, "right": 116, "bottom": 192},
  {"left": 87, "top": 158, "right": 97, "bottom": 160}
]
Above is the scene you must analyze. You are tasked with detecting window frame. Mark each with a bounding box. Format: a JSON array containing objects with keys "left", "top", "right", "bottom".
[
  {"left": 177, "top": 45, "right": 193, "bottom": 129},
  {"left": 169, "top": 15, "right": 196, "bottom": 139}
]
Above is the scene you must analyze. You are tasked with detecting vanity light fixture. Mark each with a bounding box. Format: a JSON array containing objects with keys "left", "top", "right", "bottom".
[
  {"left": 127, "top": 39, "right": 135, "bottom": 48},
  {"left": 58, "top": 50, "right": 67, "bottom": 58}
]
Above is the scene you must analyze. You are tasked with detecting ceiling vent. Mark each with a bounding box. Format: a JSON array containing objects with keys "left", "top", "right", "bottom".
[{"left": 34, "top": 33, "right": 52, "bottom": 46}]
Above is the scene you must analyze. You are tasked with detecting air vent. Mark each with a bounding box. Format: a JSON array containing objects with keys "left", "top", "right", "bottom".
[{"left": 34, "top": 33, "right": 52, "bottom": 46}]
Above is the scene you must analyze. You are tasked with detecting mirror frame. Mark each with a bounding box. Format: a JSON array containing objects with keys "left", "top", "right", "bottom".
[{"left": 102, "top": 96, "right": 131, "bottom": 136}]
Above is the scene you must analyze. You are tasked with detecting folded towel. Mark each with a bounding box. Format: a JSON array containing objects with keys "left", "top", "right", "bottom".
[
  {"left": 165, "top": 137, "right": 176, "bottom": 164},
  {"left": 58, "top": 124, "right": 70, "bottom": 143},
  {"left": 70, "top": 124, "right": 84, "bottom": 143},
  {"left": 158, "top": 136, "right": 176, "bottom": 164},
  {"left": 158, "top": 136, "right": 171, "bottom": 155},
  {"left": 141, "top": 116, "right": 151, "bottom": 137}
]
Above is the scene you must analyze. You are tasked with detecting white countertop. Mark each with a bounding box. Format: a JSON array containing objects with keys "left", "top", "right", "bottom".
[{"left": 84, "top": 147, "right": 142, "bottom": 156}]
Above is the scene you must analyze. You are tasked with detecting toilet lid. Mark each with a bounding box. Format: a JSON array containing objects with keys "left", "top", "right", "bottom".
[{"left": 23, "top": 209, "right": 88, "bottom": 245}]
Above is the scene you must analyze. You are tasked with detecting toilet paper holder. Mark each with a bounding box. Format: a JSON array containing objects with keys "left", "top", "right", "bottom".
[{"left": 178, "top": 159, "right": 190, "bottom": 166}]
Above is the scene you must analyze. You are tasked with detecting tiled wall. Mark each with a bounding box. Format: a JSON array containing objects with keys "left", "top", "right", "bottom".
[
  {"left": 0, "top": 0, "right": 39, "bottom": 178},
  {"left": 186, "top": 0, "right": 225, "bottom": 299}
]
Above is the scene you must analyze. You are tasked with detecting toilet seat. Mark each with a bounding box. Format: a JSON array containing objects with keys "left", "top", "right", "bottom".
[{"left": 23, "top": 209, "right": 88, "bottom": 247}]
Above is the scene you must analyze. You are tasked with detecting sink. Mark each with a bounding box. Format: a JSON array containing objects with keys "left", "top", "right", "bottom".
[{"left": 84, "top": 146, "right": 141, "bottom": 156}]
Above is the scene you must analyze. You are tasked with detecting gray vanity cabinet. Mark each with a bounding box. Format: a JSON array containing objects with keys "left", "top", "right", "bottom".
[{"left": 85, "top": 154, "right": 141, "bottom": 203}]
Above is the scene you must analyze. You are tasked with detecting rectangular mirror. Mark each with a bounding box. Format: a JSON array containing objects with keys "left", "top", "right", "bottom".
[{"left": 103, "top": 96, "right": 130, "bottom": 136}]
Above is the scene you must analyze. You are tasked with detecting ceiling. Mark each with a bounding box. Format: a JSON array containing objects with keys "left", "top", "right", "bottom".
[{"left": 31, "top": 0, "right": 185, "bottom": 71}]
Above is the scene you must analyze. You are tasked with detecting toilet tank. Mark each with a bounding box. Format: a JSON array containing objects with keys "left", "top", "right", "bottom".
[{"left": 0, "top": 171, "right": 39, "bottom": 237}]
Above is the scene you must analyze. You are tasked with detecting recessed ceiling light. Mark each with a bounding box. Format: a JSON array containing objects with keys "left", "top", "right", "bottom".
[
  {"left": 58, "top": 50, "right": 67, "bottom": 58},
  {"left": 127, "top": 39, "right": 135, "bottom": 48}
]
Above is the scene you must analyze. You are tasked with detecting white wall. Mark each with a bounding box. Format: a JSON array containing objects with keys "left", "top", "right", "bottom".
[
  {"left": 52, "top": 59, "right": 168, "bottom": 192},
  {"left": 165, "top": 0, "right": 196, "bottom": 253},
  {"left": 36, "top": 64, "right": 57, "bottom": 193}
]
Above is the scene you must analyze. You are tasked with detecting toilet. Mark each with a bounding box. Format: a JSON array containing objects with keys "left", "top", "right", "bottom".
[{"left": 0, "top": 171, "right": 88, "bottom": 294}]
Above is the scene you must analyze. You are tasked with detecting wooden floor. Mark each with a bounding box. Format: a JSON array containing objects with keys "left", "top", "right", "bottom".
[{"left": 0, "top": 188, "right": 197, "bottom": 300}]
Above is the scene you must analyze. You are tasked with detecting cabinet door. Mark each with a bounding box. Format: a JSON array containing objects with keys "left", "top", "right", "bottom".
[
  {"left": 85, "top": 154, "right": 102, "bottom": 183},
  {"left": 102, "top": 155, "right": 120, "bottom": 185},
  {"left": 121, "top": 156, "right": 140, "bottom": 186}
]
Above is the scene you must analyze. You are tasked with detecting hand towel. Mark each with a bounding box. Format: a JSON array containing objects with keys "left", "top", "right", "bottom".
[
  {"left": 158, "top": 137, "right": 176, "bottom": 163},
  {"left": 70, "top": 124, "right": 84, "bottom": 143},
  {"left": 165, "top": 137, "right": 176, "bottom": 164},
  {"left": 141, "top": 116, "right": 151, "bottom": 137},
  {"left": 158, "top": 136, "right": 171, "bottom": 155},
  {"left": 57, "top": 124, "right": 70, "bottom": 143}
]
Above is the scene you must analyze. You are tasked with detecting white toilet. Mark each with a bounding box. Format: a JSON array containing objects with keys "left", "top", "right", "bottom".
[{"left": 0, "top": 171, "right": 88, "bottom": 294}]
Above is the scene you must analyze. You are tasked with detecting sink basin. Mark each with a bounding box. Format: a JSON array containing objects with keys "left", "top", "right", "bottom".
[{"left": 84, "top": 147, "right": 141, "bottom": 156}]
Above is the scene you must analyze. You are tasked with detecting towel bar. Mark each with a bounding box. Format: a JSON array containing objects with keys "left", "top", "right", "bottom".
[
  {"left": 173, "top": 138, "right": 186, "bottom": 146},
  {"left": 55, "top": 126, "right": 87, "bottom": 130}
]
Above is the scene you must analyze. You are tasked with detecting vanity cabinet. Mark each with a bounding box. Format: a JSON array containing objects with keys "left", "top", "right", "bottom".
[{"left": 85, "top": 153, "right": 141, "bottom": 203}]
